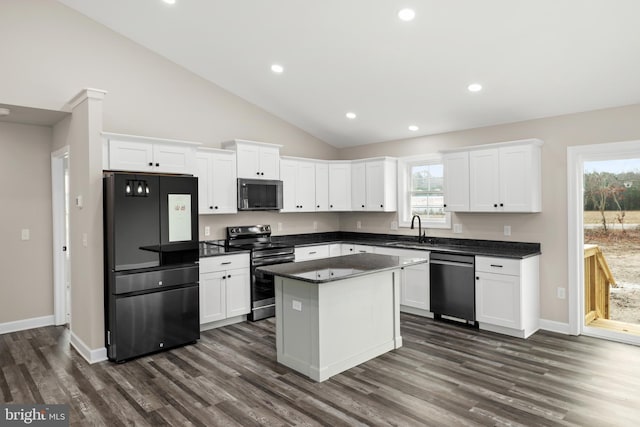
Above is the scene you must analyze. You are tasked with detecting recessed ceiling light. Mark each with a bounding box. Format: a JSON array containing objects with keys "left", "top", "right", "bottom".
[
  {"left": 398, "top": 8, "right": 416, "bottom": 22},
  {"left": 468, "top": 83, "right": 483, "bottom": 92},
  {"left": 408, "top": 125, "right": 419, "bottom": 131},
  {"left": 271, "top": 64, "right": 284, "bottom": 74},
  {"left": 162, "top": 0, "right": 176, "bottom": 5},
  {"left": 346, "top": 112, "right": 357, "bottom": 120},
  {"left": 0, "top": 108, "right": 10, "bottom": 117}
]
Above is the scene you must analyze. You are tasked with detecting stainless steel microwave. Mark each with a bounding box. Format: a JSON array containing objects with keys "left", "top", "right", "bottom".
[{"left": 237, "top": 178, "right": 283, "bottom": 211}]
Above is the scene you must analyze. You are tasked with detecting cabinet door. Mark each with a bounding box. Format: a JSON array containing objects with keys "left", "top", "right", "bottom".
[
  {"left": 225, "top": 268, "right": 250, "bottom": 317},
  {"left": 328, "top": 163, "right": 352, "bottom": 211},
  {"left": 475, "top": 272, "right": 521, "bottom": 329},
  {"left": 499, "top": 145, "right": 539, "bottom": 212},
  {"left": 340, "top": 244, "right": 355, "bottom": 256},
  {"left": 280, "top": 159, "right": 298, "bottom": 212},
  {"left": 236, "top": 144, "right": 261, "bottom": 178},
  {"left": 315, "top": 163, "right": 329, "bottom": 211},
  {"left": 153, "top": 144, "right": 194, "bottom": 174},
  {"left": 196, "top": 153, "right": 213, "bottom": 214},
  {"left": 297, "top": 161, "right": 316, "bottom": 212},
  {"left": 259, "top": 147, "right": 280, "bottom": 179},
  {"left": 211, "top": 152, "right": 238, "bottom": 214},
  {"left": 351, "top": 162, "right": 367, "bottom": 210},
  {"left": 109, "top": 139, "right": 154, "bottom": 172},
  {"left": 442, "top": 152, "right": 469, "bottom": 211},
  {"left": 401, "top": 262, "right": 430, "bottom": 310},
  {"left": 200, "top": 271, "right": 226, "bottom": 324},
  {"left": 469, "top": 149, "right": 500, "bottom": 211},
  {"left": 365, "top": 161, "right": 385, "bottom": 211}
]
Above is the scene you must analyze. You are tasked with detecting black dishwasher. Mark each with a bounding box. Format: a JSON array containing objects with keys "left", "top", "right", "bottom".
[{"left": 429, "top": 252, "right": 476, "bottom": 324}]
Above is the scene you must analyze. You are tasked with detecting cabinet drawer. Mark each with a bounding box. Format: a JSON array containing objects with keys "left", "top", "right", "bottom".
[
  {"left": 295, "top": 245, "right": 330, "bottom": 261},
  {"left": 475, "top": 256, "right": 520, "bottom": 276},
  {"left": 200, "top": 254, "right": 250, "bottom": 273}
]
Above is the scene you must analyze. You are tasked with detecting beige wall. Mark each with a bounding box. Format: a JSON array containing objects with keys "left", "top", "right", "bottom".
[
  {"left": 338, "top": 104, "right": 640, "bottom": 323},
  {"left": 0, "top": 122, "right": 54, "bottom": 323}
]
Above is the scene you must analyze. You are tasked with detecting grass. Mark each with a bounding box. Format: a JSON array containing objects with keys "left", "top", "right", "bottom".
[{"left": 583, "top": 210, "right": 640, "bottom": 225}]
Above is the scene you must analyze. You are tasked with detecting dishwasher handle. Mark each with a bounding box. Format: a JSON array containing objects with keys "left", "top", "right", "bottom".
[{"left": 430, "top": 259, "right": 474, "bottom": 268}]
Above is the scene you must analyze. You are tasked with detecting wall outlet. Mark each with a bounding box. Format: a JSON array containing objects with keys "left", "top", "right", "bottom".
[
  {"left": 504, "top": 225, "right": 511, "bottom": 236},
  {"left": 277, "top": 222, "right": 283, "bottom": 231},
  {"left": 390, "top": 221, "right": 398, "bottom": 230},
  {"left": 313, "top": 221, "right": 318, "bottom": 231},
  {"left": 204, "top": 226, "right": 211, "bottom": 236},
  {"left": 453, "top": 224, "right": 462, "bottom": 234},
  {"left": 292, "top": 300, "right": 302, "bottom": 311},
  {"left": 356, "top": 220, "right": 362, "bottom": 229},
  {"left": 21, "top": 229, "right": 30, "bottom": 241},
  {"left": 82, "top": 233, "right": 88, "bottom": 248},
  {"left": 557, "top": 287, "right": 566, "bottom": 299}
]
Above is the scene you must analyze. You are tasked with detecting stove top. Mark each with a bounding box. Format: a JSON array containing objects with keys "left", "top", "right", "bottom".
[{"left": 225, "top": 224, "right": 293, "bottom": 255}]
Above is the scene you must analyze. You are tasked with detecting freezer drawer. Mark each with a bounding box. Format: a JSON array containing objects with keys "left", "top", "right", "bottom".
[
  {"left": 113, "top": 265, "right": 199, "bottom": 294},
  {"left": 107, "top": 284, "right": 199, "bottom": 362}
]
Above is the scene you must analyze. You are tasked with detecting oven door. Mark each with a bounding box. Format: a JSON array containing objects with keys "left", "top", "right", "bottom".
[{"left": 250, "top": 253, "right": 294, "bottom": 321}]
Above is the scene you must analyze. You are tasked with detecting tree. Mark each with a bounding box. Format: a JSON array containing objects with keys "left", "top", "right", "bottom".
[{"left": 584, "top": 172, "right": 626, "bottom": 232}]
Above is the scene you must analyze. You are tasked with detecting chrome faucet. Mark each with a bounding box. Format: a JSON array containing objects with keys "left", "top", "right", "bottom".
[{"left": 410, "top": 215, "right": 426, "bottom": 243}]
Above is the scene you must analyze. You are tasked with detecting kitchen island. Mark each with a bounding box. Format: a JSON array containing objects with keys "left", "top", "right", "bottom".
[{"left": 257, "top": 253, "right": 427, "bottom": 382}]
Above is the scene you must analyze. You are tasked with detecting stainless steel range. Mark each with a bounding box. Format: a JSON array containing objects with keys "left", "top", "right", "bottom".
[{"left": 225, "top": 225, "right": 294, "bottom": 321}]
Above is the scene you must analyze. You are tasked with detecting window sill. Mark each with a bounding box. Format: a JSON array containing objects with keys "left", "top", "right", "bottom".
[{"left": 398, "top": 220, "right": 451, "bottom": 230}]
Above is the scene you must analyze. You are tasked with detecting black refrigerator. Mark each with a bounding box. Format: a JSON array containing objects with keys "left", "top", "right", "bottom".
[{"left": 103, "top": 172, "right": 200, "bottom": 362}]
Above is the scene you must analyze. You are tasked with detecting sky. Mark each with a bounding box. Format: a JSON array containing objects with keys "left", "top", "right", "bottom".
[{"left": 584, "top": 158, "right": 640, "bottom": 174}]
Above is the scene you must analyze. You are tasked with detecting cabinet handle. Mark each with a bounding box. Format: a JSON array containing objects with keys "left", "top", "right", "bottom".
[
  {"left": 444, "top": 204, "right": 447, "bottom": 207},
  {"left": 476, "top": 276, "right": 479, "bottom": 280},
  {"left": 221, "top": 261, "right": 232, "bottom": 265},
  {"left": 361, "top": 204, "right": 365, "bottom": 208},
  {"left": 490, "top": 264, "right": 503, "bottom": 268},
  {"left": 300, "top": 205, "right": 303, "bottom": 208},
  {"left": 309, "top": 251, "right": 317, "bottom": 255},
  {"left": 317, "top": 205, "right": 320, "bottom": 208},
  {"left": 330, "top": 205, "right": 333, "bottom": 208},
  {"left": 209, "top": 206, "right": 214, "bottom": 209},
  {"left": 500, "top": 203, "right": 504, "bottom": 207},
  {"left": 227, "top": 274, "right": 231, "bottom": 278},
  {"left": 256, "top": 172, "right": 260, "bottom": 175},
  {"left": 493, "top": 203, "right": 498, "bottom": 208},
  {"left": 155, "top": 163, "right": 160, "bottom": 167},
  {"left": 380, "top": 204, "right": 383, "bottom": 208},
  {"left": 148, "top": 162, "right": 153, "bottom": 166},
  {"left": 261, "top": 172, "right": 264, "bottom": 176},
  {"left": 215, "top": 206, "right": 218, "bottom": 209}
]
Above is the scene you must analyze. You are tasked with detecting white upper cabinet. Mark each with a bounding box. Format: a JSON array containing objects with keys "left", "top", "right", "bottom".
[
  {"left": 222, "top": 139, "right": 281, "bottom": 180},
  {"left": 103, "top": 132, "right": 199, "bottom": 174},
  {"left": 351, "top": 158, "right": 397, "bottom": 212},
  {"left": 196, "top": 148, "right": 237, "bottom": 214},
  {"left": 328, "top": 162, "right": 352, "bottom": 211},
  {"left": 280, "top": 158, "right": 316, "bottom": 212},
  {"left": 442, "top": 139, "right": 542, "bottom": 213},
  {"left": 315, "top": 162, "right": 329, "bottom": 211},
  {"left": 443, "top": 152, "right": 470, "bottom": 212}
]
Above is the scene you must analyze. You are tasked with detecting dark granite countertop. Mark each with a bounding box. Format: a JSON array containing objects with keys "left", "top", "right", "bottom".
[
  {"left": 272, "top": 232, "right": 540, "bottom": 259},
  {"left": 199, "top": 241, "right": 249, "bottom": 258},
  {"left": 256, "top": 253, "right": 427, "bottom": 284}
]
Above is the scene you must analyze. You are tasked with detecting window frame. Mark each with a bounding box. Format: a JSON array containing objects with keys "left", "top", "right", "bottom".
[{"left": 397, "top": 154, "right": 451, "bottom": 229}]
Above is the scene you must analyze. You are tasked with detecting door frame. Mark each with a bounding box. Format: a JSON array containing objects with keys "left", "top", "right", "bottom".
[
  {"left": 51, "top": 145, "right": 70, "bottom": 326},
  {"left": 568, "top": 139, "right": 640, "bottom": 345}
]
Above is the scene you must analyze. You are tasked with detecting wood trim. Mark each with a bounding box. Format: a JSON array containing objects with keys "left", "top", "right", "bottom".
[{"left": 0, "top": 315, "right": 54, "bottom": 335}]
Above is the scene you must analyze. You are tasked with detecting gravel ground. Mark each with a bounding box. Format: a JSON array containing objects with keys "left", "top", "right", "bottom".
[{"left": 584, "top": 228, "right": 640, "bottom": 324}]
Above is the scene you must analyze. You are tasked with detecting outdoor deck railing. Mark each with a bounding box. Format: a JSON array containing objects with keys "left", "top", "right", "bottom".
[{"left": 584, "top": 244, "right": 616, "bottom": 324}]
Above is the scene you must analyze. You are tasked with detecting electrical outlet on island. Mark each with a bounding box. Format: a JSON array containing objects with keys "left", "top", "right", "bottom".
[{"left": 356, "top": 220, "right": 362, "bottom": 229}]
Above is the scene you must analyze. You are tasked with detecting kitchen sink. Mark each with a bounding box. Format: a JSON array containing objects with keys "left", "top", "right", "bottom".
[{"left": 384, "top": 241, "right": 438, "bottom": 249}]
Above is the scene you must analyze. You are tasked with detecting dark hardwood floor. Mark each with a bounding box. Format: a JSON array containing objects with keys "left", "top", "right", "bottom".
[{"left": 2, "top": 314, "right": 640, "bottom": 426}]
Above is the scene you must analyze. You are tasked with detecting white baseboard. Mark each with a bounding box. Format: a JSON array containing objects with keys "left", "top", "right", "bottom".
[
  {"left": 70, "top": 331, "right": 107, "bottom": 364},
  {"left": 539, "top": 319, "right": 571, "bottom": 335},
  {"left": 0, "top": 315, "right": 55, "bottom": 335}
]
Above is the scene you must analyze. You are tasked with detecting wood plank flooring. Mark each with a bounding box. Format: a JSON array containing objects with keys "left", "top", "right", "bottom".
[{"left": 2, "top": 314, "right": 640, "bottom": 426}]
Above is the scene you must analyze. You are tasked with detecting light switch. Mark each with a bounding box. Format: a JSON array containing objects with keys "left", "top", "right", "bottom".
[
  {"left": 453, "top": 224, "right": 462, "bottom": 234},
  {"left": 82, "top": 233, "right": 88, "bottom": 247},
  {"left": 292, "top": 300, "right": 302, "bottom": 311},
  {"left": 504, "top": 225, "right": 511, "bottom": 236},
  {"left": 21, "top": 229, "right": 30, "bottom": 241},
  {"left": 204, "top": 226, "right": 211, "bottom": 236},
  {"left": 75, "top": 195, "right": 83, "bottom": 209}
]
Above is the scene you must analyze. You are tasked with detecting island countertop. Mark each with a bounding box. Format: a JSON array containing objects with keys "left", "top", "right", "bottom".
[{"left": 256, "top": 253, "right": 427, "bottom": 283}]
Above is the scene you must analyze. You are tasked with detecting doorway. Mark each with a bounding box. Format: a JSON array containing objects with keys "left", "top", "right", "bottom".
[
  {"left": 52, "top": 146, "right": 70, "bottom": 326},
  {"left": 568, "top": 140, "right": 640, "bottom": 345}
]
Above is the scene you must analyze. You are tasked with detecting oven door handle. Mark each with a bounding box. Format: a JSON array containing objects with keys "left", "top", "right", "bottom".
[{"left": 252, "top": 256, "right": 295, "bottom": 267}]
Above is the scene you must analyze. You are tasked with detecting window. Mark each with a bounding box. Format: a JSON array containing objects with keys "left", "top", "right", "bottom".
[{"left": 398, "top": 155, "right": 451, "bottom": 229}]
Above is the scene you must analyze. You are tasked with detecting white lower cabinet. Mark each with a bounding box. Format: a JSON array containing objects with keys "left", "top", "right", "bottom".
[
  {"left": 475, "top": 255, "right": 540, "bottom": 338},
  {"left": 199, "top": 254, "right": 250, "bottom": 326},
  {"left": 295, "top": 245, "right": 330, "bottom": 262},
  {"left": 375, "top": 247, "right": 430, "bottom": 313},
  {"left": 341, "top": 244, "right": 374, "bottom": 255}
]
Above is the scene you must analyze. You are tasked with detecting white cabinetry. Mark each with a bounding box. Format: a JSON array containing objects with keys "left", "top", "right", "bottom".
[
  {"left": 375, "top": 247, "right": 430, "bottom": 313},
  {"left": 315, "top": 162, "right": 329, "bottom": 211},
  {"left": 103, "top": 132, "right": 198, "bottom": 174},
  {"left": 340, "top": 244, "right": 374, "bottom": 255},
  {"left": 196, "top": 148, "right": 237, "bottom": 214},
  {"left": 351, "top": 158, "right": 397, "bottom": 212},
  {"left": 442, "top": 139, "right": 542, "bottom": 213},
  {"left": 475, "top": 255, "right": 539, "bottom": 338},
  {"left": 443, "top": 152, "right": 470, "bottom": 212},
  {"left": 200, "top": 254, "right": 250, "bottom": 327},
  {"left": 280, "top": 158, "right": 316, "bottom": 212},
  {"left": 222, "top": 140, "right": 281, "bottom": 179},
  {"left": 328, "top": 162, "right": 352, "bottom": 211},
  {"left": 295, "top": 245, "right": 330, "bottom": 262}
]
